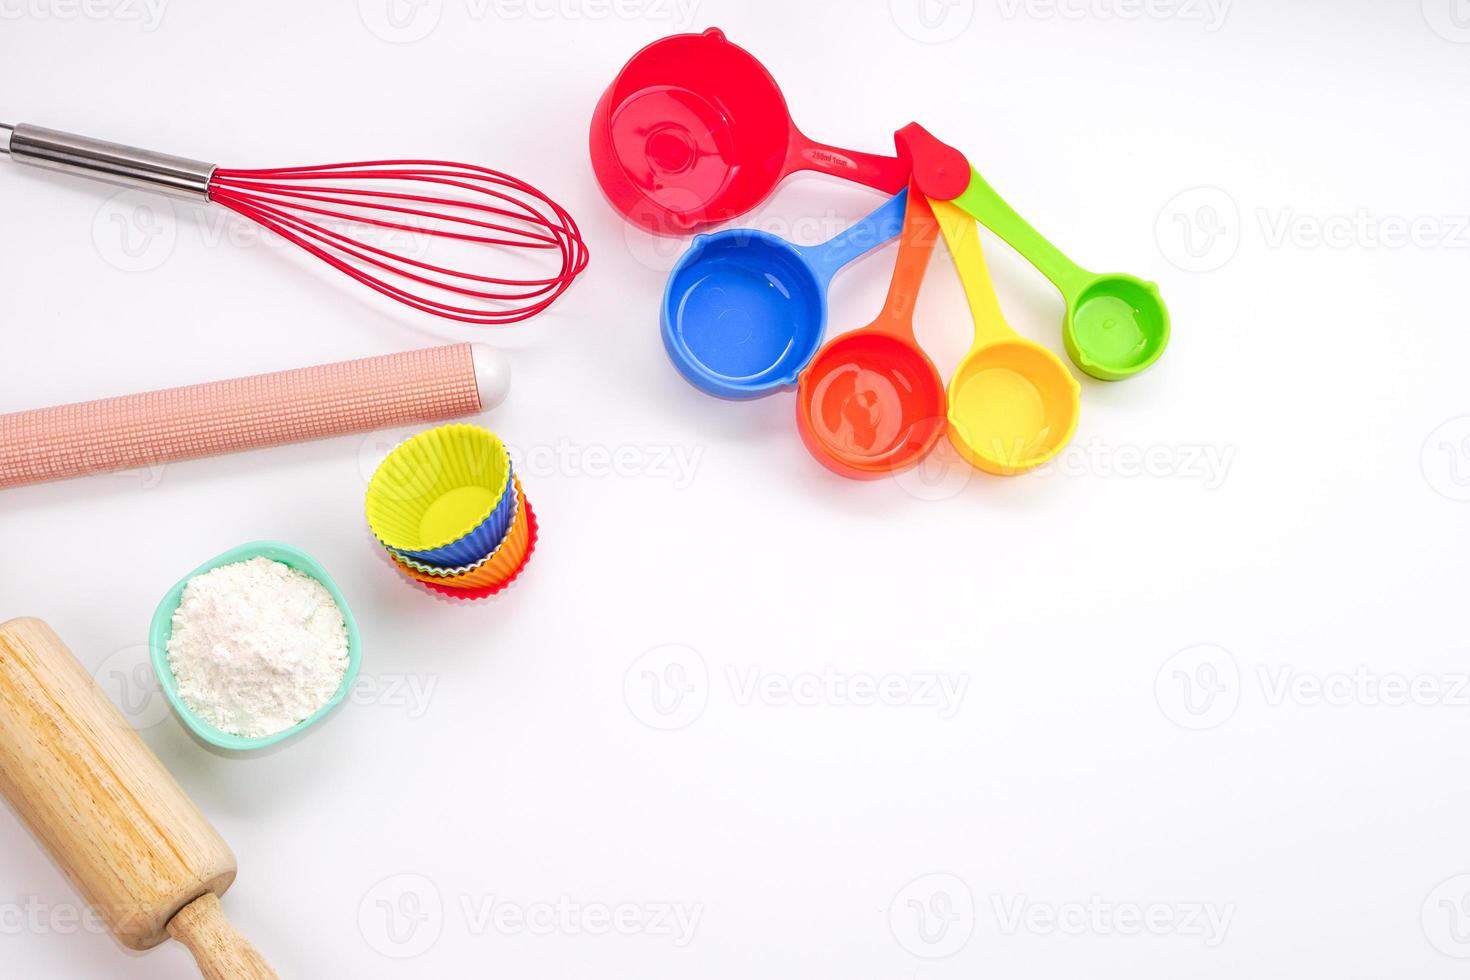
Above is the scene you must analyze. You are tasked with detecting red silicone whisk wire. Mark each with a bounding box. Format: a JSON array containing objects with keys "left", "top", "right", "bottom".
[{"left": 207, "top": 160, "right": 588, "bottom": 325}]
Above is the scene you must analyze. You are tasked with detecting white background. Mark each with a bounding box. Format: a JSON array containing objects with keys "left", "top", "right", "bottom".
[{"left": 2, "top": 1, "right": 1468, "bottom": 977}]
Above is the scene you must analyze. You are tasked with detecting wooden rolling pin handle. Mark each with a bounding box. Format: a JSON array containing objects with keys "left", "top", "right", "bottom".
[{"left": 166, "top": 893, "right": 278, "bottom": 980}]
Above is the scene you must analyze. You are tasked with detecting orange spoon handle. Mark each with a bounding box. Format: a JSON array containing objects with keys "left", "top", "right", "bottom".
[{"left": 874, "top": 183, "right": 939, "bottom": 338}]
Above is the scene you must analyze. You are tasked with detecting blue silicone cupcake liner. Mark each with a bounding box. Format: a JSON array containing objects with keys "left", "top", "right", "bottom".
[{"left": 148, "top": 541, "right": 362, "bottom": 751}]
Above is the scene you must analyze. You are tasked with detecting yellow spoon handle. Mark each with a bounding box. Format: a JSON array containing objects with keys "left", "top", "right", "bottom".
[{"left": 930, "top": 197, "right": 1018, "bottom": 351}]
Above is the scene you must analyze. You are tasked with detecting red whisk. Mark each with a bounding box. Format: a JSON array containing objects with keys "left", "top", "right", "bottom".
[{"left": 0, "top": 123, "right": 587, "bottom": 325}]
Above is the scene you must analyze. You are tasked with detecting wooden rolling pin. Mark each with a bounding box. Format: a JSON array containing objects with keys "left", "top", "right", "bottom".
[{"left": 0, "top": 617, "right": 276, "bottom": 978}]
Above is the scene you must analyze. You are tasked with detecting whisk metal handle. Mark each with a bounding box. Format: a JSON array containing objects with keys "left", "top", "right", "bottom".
[{"left": 0, "top": 123, "right": 215, "bottom": 200}]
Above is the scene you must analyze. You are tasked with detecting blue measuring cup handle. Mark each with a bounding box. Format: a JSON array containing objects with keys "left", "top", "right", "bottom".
[{"left": 798, "top": 188, "right": 908, "bottom": 287}]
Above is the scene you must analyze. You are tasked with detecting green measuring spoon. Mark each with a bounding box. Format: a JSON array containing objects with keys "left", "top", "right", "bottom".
[{"left": 898, "top": 124, "right": 1169, "bottom": 381}]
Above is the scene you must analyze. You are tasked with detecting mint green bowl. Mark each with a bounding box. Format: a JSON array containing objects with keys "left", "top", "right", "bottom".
[{"left": 148, "top": 541, "right": 362, "bottom": 751}]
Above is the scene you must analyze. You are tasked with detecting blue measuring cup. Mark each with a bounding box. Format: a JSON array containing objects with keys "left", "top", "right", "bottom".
[{"left": 661, "top": 189, "right": 908, "bottom": 399}]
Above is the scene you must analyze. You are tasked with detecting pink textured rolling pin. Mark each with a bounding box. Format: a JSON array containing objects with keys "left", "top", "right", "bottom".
[{"left": 0, "top": 343, "right": 510, "bottom": 489}]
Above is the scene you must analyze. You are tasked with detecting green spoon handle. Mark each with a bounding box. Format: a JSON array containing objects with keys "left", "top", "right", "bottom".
[{"left": 952, "top": 165, "right": 1091, "bottom": 297}]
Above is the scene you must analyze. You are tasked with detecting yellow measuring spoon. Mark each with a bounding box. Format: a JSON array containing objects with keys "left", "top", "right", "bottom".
[{"left": 931, "top": 198, "right": 1081, "bottom": 476}]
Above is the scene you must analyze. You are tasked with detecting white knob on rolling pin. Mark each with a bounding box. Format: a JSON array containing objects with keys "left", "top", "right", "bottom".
[
  {"left": 0, "top": 342, "right": 508, "bottom": 489},
  {"left": 472, "top": 342, "right": 511, "bottom": 411}
]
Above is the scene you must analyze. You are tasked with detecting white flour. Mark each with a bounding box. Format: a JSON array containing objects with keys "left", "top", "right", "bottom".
[{"left": 166, "top": 556, "right": 350, "bottom": 738}]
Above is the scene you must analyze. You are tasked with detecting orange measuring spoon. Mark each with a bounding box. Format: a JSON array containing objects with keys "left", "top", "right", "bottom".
[{"left": 795, "top": 185, "right": 947, "bottom": 479}]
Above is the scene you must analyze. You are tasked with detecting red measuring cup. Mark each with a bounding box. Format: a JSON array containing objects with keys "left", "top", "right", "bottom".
[
  {"left": 590, "top": 28, "right": 912, "bottom": 234},
  {"left": 796, "top": 184, "right": 946, "bottom": 480}
]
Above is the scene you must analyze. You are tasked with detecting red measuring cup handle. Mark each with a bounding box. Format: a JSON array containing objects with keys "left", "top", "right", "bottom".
[
  {"left": 786, "top": 127, "right": 910, "bottom": 194},
  {"left": 786, "top": 123, "right": 969, "bottom": 203}
]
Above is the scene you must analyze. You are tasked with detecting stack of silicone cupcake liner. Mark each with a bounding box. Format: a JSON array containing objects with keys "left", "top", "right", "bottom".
[{"left": 366, "top": 424, "right": 538, "bottom": 599}]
